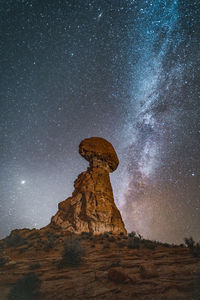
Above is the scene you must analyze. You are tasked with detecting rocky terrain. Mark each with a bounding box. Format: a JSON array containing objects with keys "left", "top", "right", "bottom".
[
  {"left": 0, "top": 137, "right": 199, "bottom": 299},
  {"left": 0, "top": 229, "right": 200, "bottom": 299}
]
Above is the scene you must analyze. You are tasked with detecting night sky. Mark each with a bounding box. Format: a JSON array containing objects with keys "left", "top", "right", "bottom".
[{"left": 1, "top": 0, "right": 199, "bottom": 243}]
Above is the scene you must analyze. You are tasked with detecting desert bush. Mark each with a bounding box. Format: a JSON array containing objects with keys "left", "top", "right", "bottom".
[
  {"left": 128, "top": 231, "right": 137, "bottom": 238},
  {"left": 103, "top": 232, "right": 111, "bottom": 238},
  {"left": 191, "top": 243, "right": 200, "bottom": 258},
  {"left": 80, "top": 232, "right": 93, "bottom": 240},
  {"left": 7, "top": 273, "right": 41, "bottom": 300},
  {"left": 184, "top": 237, "right": 195, "bottom": 249},
  {"left": 108, "top": 236, "right": 115, "bottom": 242},
  {"left": 143, "top": 241, "right": 157, "bottom": 250},
  {"left": 58, "top": 237, "right": 85, "bottom": 268},
  {"left": 6, "top": 234, "right": 26, "bottom": 248},
  {"left": 128, "top": 237, "right": 140, "bottom": 249},
  {"left": 162, "top": 243, "right": 170, "bottom": 248},
  {"left": 184, "top": 237, "right": 200, "bottom": 258}
]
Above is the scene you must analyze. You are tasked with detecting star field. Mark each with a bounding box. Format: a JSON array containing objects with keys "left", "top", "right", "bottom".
[{"left": 0, "top": 0, "right": 199, "bottom": 243}]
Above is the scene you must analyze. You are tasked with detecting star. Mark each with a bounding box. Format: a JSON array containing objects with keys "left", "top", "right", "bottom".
[
  {"left": 21, "top": 180, "right": 26, "bottom": 185},
  {"left": 97, "top": 12, "right": 103, "bottom": 21}
]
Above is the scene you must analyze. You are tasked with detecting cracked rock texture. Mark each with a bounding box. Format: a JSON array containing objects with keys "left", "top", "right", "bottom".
[{"left": 50, "top": 137, "right": 127, "bottom": 235}]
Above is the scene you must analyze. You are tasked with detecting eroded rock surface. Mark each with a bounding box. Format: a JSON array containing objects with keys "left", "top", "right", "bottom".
[{"left": 50, "top": 137, "right": 126, "bottom": 235}]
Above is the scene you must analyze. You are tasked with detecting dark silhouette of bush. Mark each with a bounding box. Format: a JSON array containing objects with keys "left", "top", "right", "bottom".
[
  {"left": 103, "top": 232, "right": 111, "bottom": 238},
  {"left": 128, "top": 236, "right": 140, "bottom": 249},
  {"left": 184, "top": 237, "right": 200, "bottom": 258},
  {"left": 58, "top": 236, "right": 85, "bottom": 268},
  {"left": 108, "top": 236, "right": 115, "bottom": 242},
  {"left": 127, "top": 232, "right": 159, "bottom": 250},
  {"left": 7, "top": 273, "right": 41, "bottom": 300},
  {"left": 184, "top": 237, "right": 195, "bottom": 249},
  {"left": 142, "top": 240, "right": 157, "bottom": 250},
  {"left": 192, "top": 243, "right": 200, "bottom": 257},
  {"left": 81, "top": 232, "right": 93, "bottom": 239},
  {"left": 128, "top": 231, "right": 137, "bottom": 238}
]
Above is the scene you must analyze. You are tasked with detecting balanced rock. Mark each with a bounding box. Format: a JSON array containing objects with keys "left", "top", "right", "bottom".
[{"left": 50, "top": 137, "right": 127, "bottom": 235}]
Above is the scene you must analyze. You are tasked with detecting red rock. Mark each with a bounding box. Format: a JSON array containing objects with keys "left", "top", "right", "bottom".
[
  {"left": 108, "top": 268, "right": 134, "bottom": 284},
  {"left": 79, "top": 137, "right": 119, "bottom": 172},
  {"left": 50, "top": 137, "right": 126, "bottom": 235}
]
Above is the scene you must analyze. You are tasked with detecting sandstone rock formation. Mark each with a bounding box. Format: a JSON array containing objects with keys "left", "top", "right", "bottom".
[{"left": 50, "top": 137, "right": 127, "bottom": 235}]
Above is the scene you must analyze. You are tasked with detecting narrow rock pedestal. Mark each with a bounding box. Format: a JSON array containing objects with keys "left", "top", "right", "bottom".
[{"left": 50, "top": 137, "right": 127, "bottom": 235}]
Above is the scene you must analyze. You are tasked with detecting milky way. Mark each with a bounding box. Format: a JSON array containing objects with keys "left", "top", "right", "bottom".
[{"left": 0, "top": 0, "right": 199, "bottom": 243}]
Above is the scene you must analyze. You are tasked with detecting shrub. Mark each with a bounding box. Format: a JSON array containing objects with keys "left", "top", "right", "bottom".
[
  {"left": 103, "top": 232, "right": 110, "bottom": 238},
  {"left": 162, "top": 243, "right": 170, "bottom": 248},
  {"left": 128, "top": 231, "right": 136, "bottom": 238},
  {"left": 128, "top": 237, "right": 140, "bottom": 249},
  {"left": 80, "top": 232, "right": 93, "bottom": 240},
  {"left": 184, "top": 237, "right": 200, "bottom": 258},
  {"left": 108, "top": 236, "right": 115, "bottom": 242},
  {"left": 6, "top": 234, "right": 26, "bottom": 248},
  {"left": 7, "top": 273, "right": 41, "bottom": 300},
  {"left": 58, "top": 237, "right": 85, "bottom": 268},
  {"left": 143, "top": 241, "right": 157, "bottom": 250},
  {"left": 184, "top": 237, "right": 195, "bottom": 249},
  {"left": 191, "top": 243, "right": 200, "bottom": 258}
]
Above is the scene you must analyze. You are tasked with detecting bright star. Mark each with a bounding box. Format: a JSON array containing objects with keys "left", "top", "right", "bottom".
[
  {"left": 97, "top": 12, "right": 103, "bottom": 21},
  {"left": 21, "top": 180, "right": 26, "bottom": 184}
]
